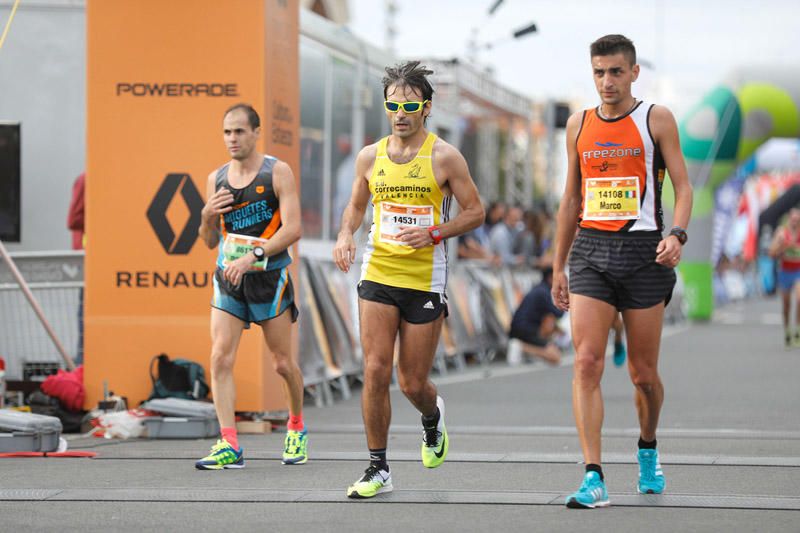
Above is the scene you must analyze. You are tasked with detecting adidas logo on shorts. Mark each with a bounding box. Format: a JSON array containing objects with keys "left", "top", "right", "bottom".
[{"left": 423, "top": 301, "right": 434, "bottom": 310}]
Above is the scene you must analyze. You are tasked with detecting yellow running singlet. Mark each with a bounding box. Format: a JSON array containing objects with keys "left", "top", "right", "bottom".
[{"left": 360, "top": 133, "right": 451, "bottom": 293}]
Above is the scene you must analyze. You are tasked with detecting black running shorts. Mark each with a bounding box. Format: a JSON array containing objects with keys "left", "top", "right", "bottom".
[
  {"left": 357, "top": 280, "right": 448, "bottom": 324},
  {"left": 568, "top": 228, "right": 676, "bottom": 311}
]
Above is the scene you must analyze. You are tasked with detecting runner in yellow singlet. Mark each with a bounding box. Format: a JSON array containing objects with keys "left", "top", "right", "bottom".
[{"left": 333, "top": 61, "right": 484, "bottom": 499}]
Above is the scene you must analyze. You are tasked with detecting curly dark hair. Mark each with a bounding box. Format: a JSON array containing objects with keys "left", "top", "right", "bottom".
[{"left": 382, "top": 60, "right": 435, "bottom": 101}]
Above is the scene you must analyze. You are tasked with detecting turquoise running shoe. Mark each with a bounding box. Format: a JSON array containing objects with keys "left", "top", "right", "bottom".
[
  {"left": 195, "top": 439, "right": 244, "bottom": 470},
  {"left": 637, "top": 449, "right": 665, "bottom": 494},
  {"left": 613, "top": 341, "right": 626, "bottom": 367},
  {"left": 282, "top": 428, "right": 308, "bottom": 465},
  {"left": 346, "top": 464, "right": 393, "bottom": 499},
  {"left": 566, "top": 471, "right": 610, "bottom": 509}
]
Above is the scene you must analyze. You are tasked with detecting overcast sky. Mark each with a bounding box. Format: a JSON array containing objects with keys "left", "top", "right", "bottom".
[{"left": 348, "top": 0, "right": 800, "bottom": 119}]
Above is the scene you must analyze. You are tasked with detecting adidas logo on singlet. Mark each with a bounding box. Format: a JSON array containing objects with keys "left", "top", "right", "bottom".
[
  {"left": 423, "top": 301, "right": 434, "bottom": 310},
  {"left": 377, "top": 169, "right": 386, "bottom": 176}
]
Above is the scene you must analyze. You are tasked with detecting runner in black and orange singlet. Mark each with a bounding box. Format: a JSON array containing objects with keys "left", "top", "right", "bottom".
[
  {"left": 551, "top": 35, "right": 693, "bottom": 508},
  {"left": 195, "top": 103, "right": 307, "bottom": 470}
]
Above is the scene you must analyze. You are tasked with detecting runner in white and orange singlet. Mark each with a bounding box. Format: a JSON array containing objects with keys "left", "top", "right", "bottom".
[{"left": 551, "top": 35, "right": 693, "bottom": 508}]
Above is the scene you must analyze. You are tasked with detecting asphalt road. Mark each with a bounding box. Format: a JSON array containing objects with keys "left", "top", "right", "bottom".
[{"left": 2, "top": 297, "right": 798, "bottom": 532}]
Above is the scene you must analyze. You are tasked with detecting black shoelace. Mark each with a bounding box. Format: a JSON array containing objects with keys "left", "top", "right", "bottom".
[
  {"left": 362, "top": 464, "right": 385, "bottom": 482},
  {"left": 423, "top": 427, "right": 441, "bottom": 447}
]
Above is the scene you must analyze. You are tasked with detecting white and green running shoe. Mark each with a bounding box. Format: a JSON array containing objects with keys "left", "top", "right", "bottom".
[
  {"left": 421, "top": 396, "right": 448, "bottom": 468},
  {"left": 346, "top": 465, "right": 393, "bottom": 499},
  {"left": 195, "top": 439, "right": 244, "bottom": 470},
  {"left": 282, "top": 428, "right": 308, "bottom": 465}
]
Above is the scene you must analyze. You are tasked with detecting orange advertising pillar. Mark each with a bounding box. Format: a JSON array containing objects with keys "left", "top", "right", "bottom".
[{"left": 85, "top": 0, "right": 300, "bottom": 410}]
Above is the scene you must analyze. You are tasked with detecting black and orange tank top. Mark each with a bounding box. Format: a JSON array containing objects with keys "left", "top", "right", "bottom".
[{"left": 214, "top": 156, "right": 290, "bottom": 272}]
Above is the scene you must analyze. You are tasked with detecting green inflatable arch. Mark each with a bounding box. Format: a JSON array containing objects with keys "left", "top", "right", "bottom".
[{"left": 666, "top": 68, "right": 800, "bottom": 319}]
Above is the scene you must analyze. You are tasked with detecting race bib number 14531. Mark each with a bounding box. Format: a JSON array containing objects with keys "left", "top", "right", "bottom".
[{"left": 379, "top": 202, "right": 434, "bottom": 245}]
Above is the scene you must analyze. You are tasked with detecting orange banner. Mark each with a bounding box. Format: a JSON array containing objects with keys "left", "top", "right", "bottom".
[{"left": 85, "top": 0, "right": 299, "bottom": 410}]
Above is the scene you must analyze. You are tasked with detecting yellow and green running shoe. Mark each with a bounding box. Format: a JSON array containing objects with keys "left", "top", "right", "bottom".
[
  {"left": 346, "top": 464, "right": 393, "bottom": 499},
  {"left": 195, "top": 439, "right": 244, "bottom": 470},
  {"left": 282, "top": 428, "right": 308, "bottom": 465},
  {"left": 421, "top": 396, "right": 448, "bottom": 468}
]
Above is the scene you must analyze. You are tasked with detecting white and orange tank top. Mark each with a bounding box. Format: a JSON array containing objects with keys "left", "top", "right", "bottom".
[
  {"left": 361, "top": 132, "right": 451, "bottom": 293},
  {"left": 576, "top": 101, "right": 666, "bottom": 233}
]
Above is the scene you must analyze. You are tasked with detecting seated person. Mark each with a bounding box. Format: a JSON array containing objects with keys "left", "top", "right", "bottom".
[{"left": 508, "top": 267, "right": 563, "bottom": 364}]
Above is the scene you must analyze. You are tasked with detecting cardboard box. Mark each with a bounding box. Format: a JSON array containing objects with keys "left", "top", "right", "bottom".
[{"left": 236, "top": 420, "right": 272, "bottom": 434}]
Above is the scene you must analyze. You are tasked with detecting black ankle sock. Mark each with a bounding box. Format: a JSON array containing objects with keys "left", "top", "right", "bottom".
[
  {"left": 585, "top": 463, "right": 604, "bottom": 480},
  {"left": 369, "top": 448, "right": 388, "bottom": 471},
  {"left": 638, "top": 437, "right": 657, "bottom": 450},
  {"left": 421, "top": 407, "right": 440, "bottom": 429}
]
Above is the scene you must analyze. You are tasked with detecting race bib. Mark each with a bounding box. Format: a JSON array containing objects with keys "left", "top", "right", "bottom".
[
  {"left": 222, "top": 233, "right": 268, "bottom": 270},
  {"left": 379, "top": 202, "right": 434, "bottom": 245},
  {"left": 583, "top": 177, "right": 641, "bottom": 221}
]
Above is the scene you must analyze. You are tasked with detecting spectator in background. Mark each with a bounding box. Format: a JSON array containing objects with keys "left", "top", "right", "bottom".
[
  {"left": 713, "top": 254, "right": 732, "bottom": 305},
  {"left": 469, "top": 199, "right": 506, "bottom": 254},
  {"left": 485, "top": 201, "right": 506, "bottom": 232},
  {"left": 457, "top": 232, "right": 494, "bottom": 262},
  {"left": 489, "top": 204, "right": 524, "bottom": 266},
  {"left": 508, "top": 267, "right": 563, "bottom": 364},
  {"left": 516, "top": 209, "right": 555, "bottom": 268},
  {"left": 539, "top": 209, "right": 556, "bottom": 256},
  {"left": 333, "top": 134, "right": 355, "bottom": 230},
  {"left": 67, "top": 172, "right": 85, "bottom": 365},
  {"left": 458, "top": 197, "right": 501, "bottom": 264},
  {"left": 67, "top": 173, "right": 85, "bottom": 250}
]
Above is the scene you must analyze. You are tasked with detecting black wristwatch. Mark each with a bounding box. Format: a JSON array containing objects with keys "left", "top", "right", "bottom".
[
  {"left": 669, "top": 226, "right": 688, "bottom": 246},
  {"left": 252, "top": 246, "right": 266, "bottom": 261}
]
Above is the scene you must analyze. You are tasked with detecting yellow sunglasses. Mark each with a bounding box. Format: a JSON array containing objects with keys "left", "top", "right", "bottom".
[{"left": 384, "top": 100, "right": 429, "bottom": 113}]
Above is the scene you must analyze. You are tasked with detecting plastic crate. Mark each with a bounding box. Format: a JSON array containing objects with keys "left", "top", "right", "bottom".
[
  {"left": 142, "top": 417, "right": 220, "bottom": 439},
  {"left": 0, "top": 409, "right": 62, "bottom": 452}
]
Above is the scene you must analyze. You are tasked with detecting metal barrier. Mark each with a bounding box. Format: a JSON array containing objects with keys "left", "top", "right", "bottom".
[
  {"left": 0, "top": 251, "right": 686, "bottom": 407},
  {"left": 0, "top": 251, "right": 84, "bottom": 381}
]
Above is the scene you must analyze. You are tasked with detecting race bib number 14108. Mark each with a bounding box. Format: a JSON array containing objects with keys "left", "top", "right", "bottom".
[{"left": 583, "top": 177, "right": 641, "bottom": 221}]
